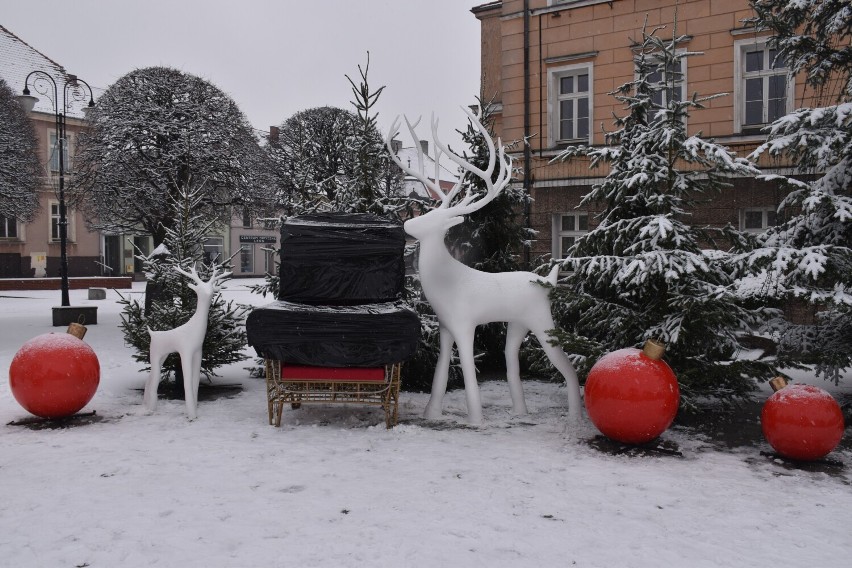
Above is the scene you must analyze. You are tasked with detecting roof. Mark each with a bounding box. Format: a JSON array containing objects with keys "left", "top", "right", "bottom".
[
  {"left": 0, "top": 24, "right": 91, "bottom": 119},
  {"left": 471, "top": 1, "right": 502, "bottom": 15},
  {"left": 394, "top": 146, "right": 460, "bottom": 200}
]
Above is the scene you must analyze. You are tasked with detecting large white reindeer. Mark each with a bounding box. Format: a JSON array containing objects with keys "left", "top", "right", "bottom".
[
  {"left": 143, "top": 265, "right": 230, "bottom": 419},
  {"left": 387, "top": 108, "right": 582, "bottom": 425}
]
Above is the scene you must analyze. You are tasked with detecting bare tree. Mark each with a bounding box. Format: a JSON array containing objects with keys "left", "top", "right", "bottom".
[
  {"left": 0, "top": 78, "right": 41, "bottom": 222},
  {"left": 70, "top": 67, "right": 276, "bottom": 246}
]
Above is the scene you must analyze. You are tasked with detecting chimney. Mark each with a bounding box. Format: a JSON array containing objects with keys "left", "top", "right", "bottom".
[
  {"left": 268, "top": 126, "right": 280, "bottom": 144},
  {"left": 419, "top": 140, "right": 429, "bottom": 155}
]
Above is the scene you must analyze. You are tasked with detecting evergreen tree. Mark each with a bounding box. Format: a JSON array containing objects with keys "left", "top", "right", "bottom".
[
  {"left": 740, "top": 1, "right": 852, "bottom": 382},
  {"left": 119, "top": 180, "right": 248, "bottom": 394},
  {"left": 340, "top": 52, "right": 406, "bottom": 216},
  {"left": 0, "top": 77, "right": 40, "bottom": 223},
  {"left": 446, "top": 98, "right": 531, "bottom": 274},
  {"left": 549, "top": 24, "right": 775, "bottom": 404}
]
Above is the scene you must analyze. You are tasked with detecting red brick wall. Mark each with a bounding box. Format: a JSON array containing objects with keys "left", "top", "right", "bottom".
[{"left": 0, "top": 277, "right": 133, "bottom": 291}]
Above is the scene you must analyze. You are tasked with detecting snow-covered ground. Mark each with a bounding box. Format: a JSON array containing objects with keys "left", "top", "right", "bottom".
[{"left": 1, "top": 280, "right": 850, "bottom": 567}]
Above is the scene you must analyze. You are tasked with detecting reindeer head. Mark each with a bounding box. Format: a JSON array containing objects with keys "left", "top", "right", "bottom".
[
  {"left": 174, "top": 265, "right": 232, "bottom": 300},
  {"left": 386, "top": 108, "right": 513, "bottom": 242}
]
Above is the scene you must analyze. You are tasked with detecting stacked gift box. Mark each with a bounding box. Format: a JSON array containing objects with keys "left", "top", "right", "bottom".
[{"left": 246, "top": 213, "right": 420, "bottom": 367}]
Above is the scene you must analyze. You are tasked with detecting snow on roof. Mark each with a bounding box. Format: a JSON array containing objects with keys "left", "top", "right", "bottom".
[
  {"left": 394, "top": 146, "right": 460, "bottom": 200},
  {"left": 0, "top": 24, "right": 93, "bottom": 119}
]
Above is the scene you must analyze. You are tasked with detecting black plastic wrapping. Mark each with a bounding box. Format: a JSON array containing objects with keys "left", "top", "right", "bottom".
[
  {"left": 278, "top": 214, "right": 406, "bottom": 305},
  {"left": 247, "top": 300, "right": 420, "bottom": 367}
]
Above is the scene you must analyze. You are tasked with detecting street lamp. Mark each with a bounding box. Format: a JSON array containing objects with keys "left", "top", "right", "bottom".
[{"left": 18, "top": 71, "right": 96, "bottom": 324}]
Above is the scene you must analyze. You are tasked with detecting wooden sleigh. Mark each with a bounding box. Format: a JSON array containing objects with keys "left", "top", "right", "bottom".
[{"left": 264, "top": 360, "right": 402, "bottom": 428}]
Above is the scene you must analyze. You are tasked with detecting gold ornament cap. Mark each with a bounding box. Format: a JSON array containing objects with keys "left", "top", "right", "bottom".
[
  {"left": 769, "top": 376, "right": 788, "bottom": 392},
  {"left": 66, "top": 322, "right": 87, "bottom": 340},
  {"left": 642, "top": 338, "right": 666, "bottom": 360}
]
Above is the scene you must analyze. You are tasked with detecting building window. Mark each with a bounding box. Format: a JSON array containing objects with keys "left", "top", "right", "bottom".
[
  {"left": 646, "top": 52, "right": 686, "bottom": 110},
  {"left": 735, "top": 39, "right": 792, "bottom": 133},
  {"left": 264, "top": 246, "right": 275, "bottom": 274},
  {"left": 553, "top": 212, "right": 589, "bottom": 259},
  {"left": 48, "top": 132, "right": 71, "bottom": 173},
  {"left": 48, "top": 201, "right": 75, "bottom": 242},
  {"left": 549, "top": 64, "right": 593, "bottom": 146},
  {"left": 242, "top": 207, "right": 252, "bottom": 228},
  {"left": 740, "top": 208, "right": 778, "bottom": 233},
  {"left": 0, "top": 215, "right": 18, "bottom": 239},
  {"left": 202, "top": 237, "right": 224, "bottom": 265},
  {"left": 240, "top": 244, "right": 254, "bottom": 273}
]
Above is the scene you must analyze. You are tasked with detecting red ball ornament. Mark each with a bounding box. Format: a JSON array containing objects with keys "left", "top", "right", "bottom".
[
  {"left": 761, "top": 378, "right": 844, "bottom": 461},
  {"left": 584, "top": 340, "right": 680, "bottom": 444},
  {"left": 9, "top": 332, "right": 100, "bottom": 419}
]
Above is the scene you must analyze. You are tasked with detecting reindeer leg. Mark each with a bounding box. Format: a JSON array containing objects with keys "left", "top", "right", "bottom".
[
  {"left": 424, "top": 326, "right": 455, "bottom": 420},
  {"left": 505, "top": 322, "right": 529, "bottom": 415},
  {"left": 533, "top": 327, "right": 582, "bottom": 422},
  {"left": 181, "top": 351, "right": 199, "bottom": 420},
  {"left": 456, "top": 328, "right": 483, "bottom": 426},
  {"left": 144, "top": 339, "right": 166, "bottom": 411}
]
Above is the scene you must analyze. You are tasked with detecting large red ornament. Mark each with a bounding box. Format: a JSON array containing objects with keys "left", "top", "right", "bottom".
[
  {"left": 9, "top": 332, "right": 100, "bottom": 419},
  {"left": 761, "top": 379, "right": 844, "bottom": 461},
  {"left": 584, "top": 340, "right": 680, "bottom": 444}
]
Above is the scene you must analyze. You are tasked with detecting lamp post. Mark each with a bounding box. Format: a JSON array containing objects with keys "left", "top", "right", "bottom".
[{"left": 18, "top": 71, "right": 96, "bottom": 324}]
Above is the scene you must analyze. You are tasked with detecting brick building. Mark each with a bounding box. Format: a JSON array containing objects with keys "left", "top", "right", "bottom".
[
  {"left": 471, "top": 0, "right": 816, "bottom": 263},
  {"left": 0, "top": 24, "right": 107, "bottom": 278}
]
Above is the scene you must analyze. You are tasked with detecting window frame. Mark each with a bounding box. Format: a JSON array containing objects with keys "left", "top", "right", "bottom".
[
  {"left": 733, "top": 38, "right": 794, "bottom": 134},
  {"left": 48, "top": 131, "right": 72, "bottom": 173},
  {"left": 552, "top": 212, "right": 589, "bottom": 260},
  {"left": 202, "top": 236, "right": 224, "bottom": 265},
  {"left": 0, "top": 215, "right": 19, "bottom": 239},
  {"left": 548, "top": 63, "right": 594, "bottom": 147},
  {"left": 48, "top": 199, "right": 76, "bottom": 243},
  {"left": 740, "top": 207, "right": 778, "bottom": 233},
  {"left": 642, "top": 48, "right": 688, "bottom": 115},
  {"left": 239, "top": 243, "right": 254, "bottom": 273}
]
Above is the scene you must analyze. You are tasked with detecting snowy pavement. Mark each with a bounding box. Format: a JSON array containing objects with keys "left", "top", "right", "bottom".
[{"left": 1, "top": 281, "right": 850, "bottom": 567}]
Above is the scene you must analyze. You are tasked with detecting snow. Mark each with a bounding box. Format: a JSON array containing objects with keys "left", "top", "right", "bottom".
[{"left": 1, "top": 280, "right": 851, "bottom": 567}]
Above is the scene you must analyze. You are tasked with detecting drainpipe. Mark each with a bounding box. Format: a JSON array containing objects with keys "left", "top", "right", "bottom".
[{"left": 523, "top": 0, "right": 532, "bottom": 269}]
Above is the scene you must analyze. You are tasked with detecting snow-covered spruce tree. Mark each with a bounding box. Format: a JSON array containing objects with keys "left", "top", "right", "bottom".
[
  {"left": 339, "top": 52, "right": 406, "bottom": 217},
  {"left": 119, "top": 181, "right": 248, "bottom": 395},
  {"left": 549, "top": 25, "right": 776, "bottom": 404},
  {"left": 0, "top": 77, "right": 41, "bottom": 223},
  {"left": 738, "top": 1, "right": 852, "bottom": 382},
  {"left": 446, "top": 98, "right": 531, "bottom": 274},
  {"left": 70, "top": 67, "right": 276, "bottom": 246}
]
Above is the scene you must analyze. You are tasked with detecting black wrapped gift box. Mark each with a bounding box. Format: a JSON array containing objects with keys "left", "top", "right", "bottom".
[
  {"left": 278, "top": 213, "right": 406, "bottom": 306},
  {"left": 247, "top": 300, "right": 420, "bottom": 367}
]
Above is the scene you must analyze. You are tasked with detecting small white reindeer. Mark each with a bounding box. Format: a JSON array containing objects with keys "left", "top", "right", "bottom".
[
  {"left": 387, "top": 108, "right": 582, "bottom": 425},
  {"left": 143, "top": 265, "right": 230, "bottom": 419}
]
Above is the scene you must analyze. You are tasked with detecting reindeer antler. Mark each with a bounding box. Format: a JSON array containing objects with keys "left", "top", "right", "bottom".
[
  {"left": 174, "top": 264, "right": 202, "bottom": 284},
  {"left": 387, "top": 116, "right": 461, "bottom": 206},
  {"left": 386, "top": 107, "right": 512, "bottom": 214},
  {"left": 174, "top": 265, "right": 231, "bottom": 289},
  {"left": 432, "top": 106, "right": 513, "bottom": 216}
]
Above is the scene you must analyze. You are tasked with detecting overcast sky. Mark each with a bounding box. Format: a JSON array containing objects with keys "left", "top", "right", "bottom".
[{"left": 3, "top": 0, "right": 482, "bottom": 149}]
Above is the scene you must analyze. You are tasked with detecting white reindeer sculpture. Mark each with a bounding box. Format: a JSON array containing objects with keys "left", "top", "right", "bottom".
[
  {"left": 143, "top": 265, "right": 230, "bottom": 419},
  {"left": 387, "top": 108, "right": 582, "bottom": 425}
]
